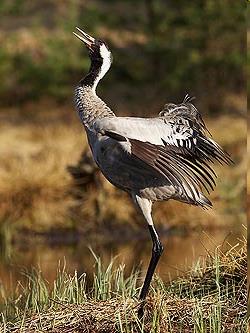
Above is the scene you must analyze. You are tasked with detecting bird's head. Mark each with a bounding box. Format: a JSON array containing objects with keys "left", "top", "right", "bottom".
[{"left": 73, "top": 27, "right": 112, "bottom": 66}]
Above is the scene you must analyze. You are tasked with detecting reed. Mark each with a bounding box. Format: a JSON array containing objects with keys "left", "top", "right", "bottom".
[{"left": 0, "top": 239, "right": 247, "bottom": 332}]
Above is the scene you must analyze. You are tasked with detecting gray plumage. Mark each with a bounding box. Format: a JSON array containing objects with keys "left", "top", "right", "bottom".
[
  {"left": 72, "top": 27, "right": 232, "bottom": 307},
  {"left": 74, "top": 87, "right": 231, "bottom": 209},
  {"left": 75, "top": 86, "right": 114, "bottom": 126}
]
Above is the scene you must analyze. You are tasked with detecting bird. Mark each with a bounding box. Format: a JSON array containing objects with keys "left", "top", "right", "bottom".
[{"left": 73, "top": 27, "right": 232, "bottom": 315}]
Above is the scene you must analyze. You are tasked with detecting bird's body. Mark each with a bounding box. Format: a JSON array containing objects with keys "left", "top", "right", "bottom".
[
  {"left": 75, "top": 85, "right": 228, "bottom": 207},
  {"left": 73, "top": 28, "right": 231, "bottom": 315}
]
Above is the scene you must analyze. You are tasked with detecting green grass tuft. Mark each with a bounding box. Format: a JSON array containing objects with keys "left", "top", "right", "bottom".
[{"left": 0, "top": 239, "right": 247, "bottom": 332}]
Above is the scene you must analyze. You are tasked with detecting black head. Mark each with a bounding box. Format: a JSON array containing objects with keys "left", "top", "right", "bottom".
[
  {"left": 73, "top": 27, "right": 112, "bottom": 64},
  {"left": 73, "top": 27, "right": 113, "bottom": 89}
]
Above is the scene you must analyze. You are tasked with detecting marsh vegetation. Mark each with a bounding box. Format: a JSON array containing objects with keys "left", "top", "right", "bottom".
[{"left": 0, "top": 239, "right": 247, "bottom": 332}]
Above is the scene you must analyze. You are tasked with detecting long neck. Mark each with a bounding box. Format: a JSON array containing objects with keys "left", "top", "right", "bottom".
[
  {"left": 80, "top": 58, "right": 103, "bottom": 92},
  {"left": 74, "top": 55, "right": 114, "bottom": 127},
  {"left": 81, "top": 48, "right": 111, "bottom": 92}
]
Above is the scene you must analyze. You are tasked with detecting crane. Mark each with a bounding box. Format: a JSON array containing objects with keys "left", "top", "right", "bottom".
[{"left": 73, "top": 27, "right": 232, "bottom": 316}]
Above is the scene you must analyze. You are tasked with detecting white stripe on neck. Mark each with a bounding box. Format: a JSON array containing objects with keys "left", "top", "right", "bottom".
[{"left": 92, "top": 44, "right": 111, "bottom": 92}]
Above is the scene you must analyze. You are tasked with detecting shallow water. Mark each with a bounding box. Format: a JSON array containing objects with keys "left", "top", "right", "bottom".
[{"left": 0, "top": 225, "right": 244, "bottom": 295}]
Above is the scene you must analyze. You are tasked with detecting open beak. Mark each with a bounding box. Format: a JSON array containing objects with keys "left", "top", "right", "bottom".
[{"left": 73, "top": 27, "right": 95, "bottom": 50}]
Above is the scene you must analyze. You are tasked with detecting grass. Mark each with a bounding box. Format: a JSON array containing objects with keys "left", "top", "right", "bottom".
[
  {"left": 0, "top": 238, "right": 247, "bottom": 332},
  {"left": 0, "top": 108, "right": 246, "bottom": 244}
]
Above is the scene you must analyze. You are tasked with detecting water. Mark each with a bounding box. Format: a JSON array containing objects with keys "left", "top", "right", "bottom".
[{"left": 0, "top": 226, "right": 244, "bottom": 295}]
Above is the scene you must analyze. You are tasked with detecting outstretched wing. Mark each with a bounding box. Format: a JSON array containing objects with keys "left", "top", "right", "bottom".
[{"left": 93, "top": 99, "right": 232, "bottom": 202}]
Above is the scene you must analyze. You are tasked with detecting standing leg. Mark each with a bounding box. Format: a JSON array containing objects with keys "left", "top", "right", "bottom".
[
  {"left": 139, "top": 224, "right": 164, "bottom": 300},
  {"left": 132, "top": 195, "right": 164, "bottom": 316}
]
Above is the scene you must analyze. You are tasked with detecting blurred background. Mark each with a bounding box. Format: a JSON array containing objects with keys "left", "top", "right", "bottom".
[{"left": 0, "top": 0, "right": 246, "bottom": 295}]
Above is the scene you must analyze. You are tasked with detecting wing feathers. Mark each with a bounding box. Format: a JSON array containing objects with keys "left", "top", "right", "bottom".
[
  {"left": 197, "top": 137, "right": 232, "bottom": 165},
  {"left": 103, "top": 130, "right": 127, "bottom": 142},
  {"left": 96, "top": 99, "right": 232, "bottom": 205},
  {"left": 131, "top": 140, "right": 193, "bottom": 197},
  {"left": 130, "top": 139, "right": 214, "bottom": 200},
  {"left": 158, "top": 148, "right": 213, "bottom": 194},
  {"left": 129, "top": 136, "right": 230, "bottom": 203}
]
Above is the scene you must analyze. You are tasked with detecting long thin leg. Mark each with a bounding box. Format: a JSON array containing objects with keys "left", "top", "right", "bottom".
[
  {"left": 132, "top": 194, "right": 164, "bottom": 317},
  {"left": 139, "top": 224, "right": 163, "bottom": 300}
]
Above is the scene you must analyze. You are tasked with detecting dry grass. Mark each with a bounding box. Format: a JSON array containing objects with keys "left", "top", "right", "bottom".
[
  {"left": 0, "top": 239, "right": 247, "bottom": 332},
  {"left": 0, "top": 109, "right": 246, "bottom": 239},
  {"left": 0, "top": 113, "right": 83, "bottom": 231},
  {"left": 3, "top": 296, "right": 246, "bottom": 333}
]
